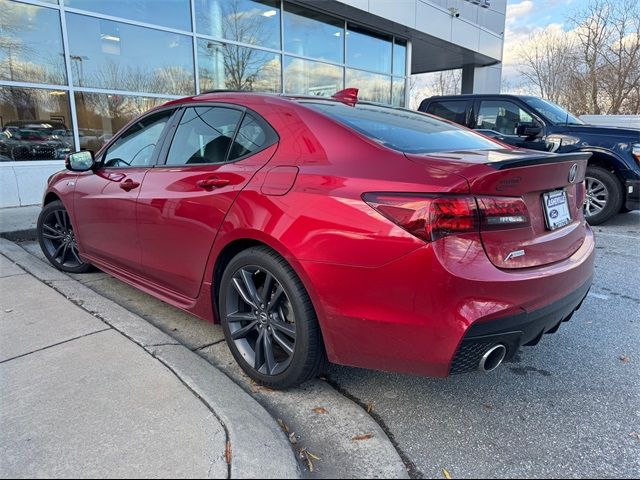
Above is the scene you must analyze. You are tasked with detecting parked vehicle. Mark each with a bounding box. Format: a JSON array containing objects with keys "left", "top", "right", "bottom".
[
  {"left": 38, "top": 90, "right": 595, "bottom": 388},
  {"left": 418, "top": 95, "right": 640, "bottom": 224},
  {"left": 0, "top": 121, "right": 73, "bottom": 161}
]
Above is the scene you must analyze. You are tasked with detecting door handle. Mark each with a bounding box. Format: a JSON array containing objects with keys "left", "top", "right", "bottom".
[
  {"left": 120, "top": 179, "right": 141, "bottom": 191},
  {"left": 196, "top": 177, "right": 230, "bottom": 190}
]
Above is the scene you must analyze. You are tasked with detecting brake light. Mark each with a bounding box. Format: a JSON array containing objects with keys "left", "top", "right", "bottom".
[
  {"left": 476, "top": 196, "right": 530, "bottom": 230},
  {"left": 362, "top": 194, "right": 478, "bottom": 242},
  {"left": 363, "top": 193, "right": 531, "bottom": 242}
]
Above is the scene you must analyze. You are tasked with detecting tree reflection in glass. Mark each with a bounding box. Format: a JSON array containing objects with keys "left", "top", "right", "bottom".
[{"left": 0, "top": 1, "right": 67, "bottom": 85}]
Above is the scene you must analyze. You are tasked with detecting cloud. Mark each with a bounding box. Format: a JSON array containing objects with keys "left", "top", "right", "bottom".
[{"left": 506, "top": 1, "right": 535, "bottom": 24}]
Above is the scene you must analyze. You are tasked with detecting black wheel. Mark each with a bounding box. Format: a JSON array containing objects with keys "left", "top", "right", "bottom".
[
  {"left": 219, "top": 246, "right": 326, "bottom": 389},
  {"left": 584, "top": 166, "right": 623, "bottom": 225},
  {"left": 37, "top": 200, "right": 92, "bottom": 273}
]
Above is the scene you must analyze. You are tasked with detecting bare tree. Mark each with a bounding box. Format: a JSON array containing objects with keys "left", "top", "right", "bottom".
[
  {"left": 516, "top": 27, "right": 577, "bottom": 104},
  {"left": 428, "top": 70, "right": 462, "bottom": 96}
]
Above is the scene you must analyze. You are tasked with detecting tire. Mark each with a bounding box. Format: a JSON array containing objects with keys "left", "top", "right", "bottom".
[
  {"left": 584, "top": 166, "right": 623, "bottom": 225},
  {"left": 37, "top": 200, "right": 92, "bottom": 273},
  {"left": 219, "top": 246, "right": 326, "bottom": 389}
]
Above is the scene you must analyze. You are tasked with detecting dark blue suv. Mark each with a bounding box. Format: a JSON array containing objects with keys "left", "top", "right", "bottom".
[{"left": 419, "top": 95, "right": 640, "bottom": 224}]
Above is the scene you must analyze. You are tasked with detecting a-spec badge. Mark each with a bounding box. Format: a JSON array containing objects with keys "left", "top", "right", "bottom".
[
  {"left": 568, "top": 164, "right": 578, "bottom": 183},
  {"left": 504, "top": 249, "right": 525, "bottom": 262}
]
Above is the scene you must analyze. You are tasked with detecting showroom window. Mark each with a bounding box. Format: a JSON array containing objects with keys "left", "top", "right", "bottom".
[
  {"left": 198, "top": 40, "right": 281, "bottom": 93},
  {"left": 65, "top": 14, "right": 195, "bottom": 96},
  {"left": 65, "top": 0, "right": 192, "bottom": 31},
  {"left": 0, "top": 0, "right": 66, "bottom": 85},
  {"left": 346, "top": 69, "right": 391, "bottom": 105},
  {"left": 284, "top": 3, "right": 344, "bottom": 64},
  {"left": 0, "top": 0, "right": 409, "bottom": 167},
  {"left": 346, "top": 25, "right": 392, "bottom": 74},
  {"left": 196, "top": 0, "right": 281, "bottom": 50},
  {"left": 283, "top": 57, "right": 343, "bottom": 97},
  {"left": 74, "top": 92, "right": 172, "bottom": 153},
  {"left": 0, "top": 86, "right": 74, "bottom": 161}
]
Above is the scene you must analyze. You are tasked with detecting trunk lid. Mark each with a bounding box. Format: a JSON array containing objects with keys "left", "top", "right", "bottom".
[{"left": 405, "top": 149, "right": 591, "bottom": 269}]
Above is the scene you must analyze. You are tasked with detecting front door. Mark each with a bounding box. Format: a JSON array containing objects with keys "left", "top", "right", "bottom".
[
  {"left": 474, "top": 99, "right": 548, "bottom": 151},
  {"left": 74, "top": 109, "right": 175, "bottom": 274},
  {"left": 136, "top": 106, "right": 278, "bottom": 298}
]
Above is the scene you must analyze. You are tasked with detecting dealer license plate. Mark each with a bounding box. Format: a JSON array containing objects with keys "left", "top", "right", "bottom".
[{"left": 542, "top": 190, "right": 572, "bottom": 230}]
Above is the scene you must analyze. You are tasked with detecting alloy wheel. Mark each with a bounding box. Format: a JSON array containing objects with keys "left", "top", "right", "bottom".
[
  {"left": 584, "top": 176, "right": 608, "bottom": 218},
  {"left": 40, "top": 208, "right": 84, "bottom": 268},
  {"left": 225, "top": 266, "right": 296, "bottom": 376}
]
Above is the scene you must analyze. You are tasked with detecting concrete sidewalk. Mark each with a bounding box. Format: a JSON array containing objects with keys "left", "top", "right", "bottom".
[
  {"left": 0, "top": 248, "right": 300, "bottom": 478},
  {"left": 0, "top": 205, "right": 39, "bottom": 240}
]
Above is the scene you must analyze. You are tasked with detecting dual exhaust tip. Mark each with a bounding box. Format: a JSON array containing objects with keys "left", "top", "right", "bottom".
[{"left": 478, "top": 344, "right": 507, "bottom": 373}]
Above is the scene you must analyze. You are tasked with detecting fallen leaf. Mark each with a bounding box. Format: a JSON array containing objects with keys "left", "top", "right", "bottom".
[
  {"left": 630, "top": 432, "right": 640, "bottom": 442},
  {"left": 318, "top": 375, "right": 328, "bottom": 381},
  {"left": 443, "top": 468, "right": 452, "bottom": 479},
  {"left": 299, "top": 449, "right": 318, "bottom": 472},
  {"left": 289, "top": 432, "right": 298, "bottom": 444},
  {"left": 366, "top": 402, "right": 374, "bottom": 413},
  {"left": 277, "top": 419, "right": 289, "bottom": 433},
  {"left": 225, "top": 441, "right": 232, "bottom": 464},
  {"left": 352, "top": 433, "right": 374, "bottom": 441},
  {"left": 312, "top": 407, "right": 328, "bottom": 414},
  {"left": 306, "top": 451, "right": 321, "bottom": 461},
  {"left": 483, "top": 404, "right": 494, "bottom": 410},
  {"left": 619, "top": 355, "right": 631, "bottom": 364}
]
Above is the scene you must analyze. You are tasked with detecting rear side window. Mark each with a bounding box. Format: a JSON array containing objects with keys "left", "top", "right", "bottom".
[
  {"left": 228, "top": 114, "right": 269, "bottom": 161},
  {"left": 166, "top": 107, "right": 242, "bottom": 166},
  {"left": 303, "top": 102, "right": 499, "bottom": 154},
  {"left": 425, "top": 101, "right": 468, "bottom": 125}
]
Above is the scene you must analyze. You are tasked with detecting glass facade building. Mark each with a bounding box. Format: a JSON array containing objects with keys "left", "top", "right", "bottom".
[{"left": 0, "top": 0, "right": 408, "bottom": 160}]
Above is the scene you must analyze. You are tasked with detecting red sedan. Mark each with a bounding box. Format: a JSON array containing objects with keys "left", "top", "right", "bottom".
[{"left": 38, "top": 90, "right": 595, "bottom": 388}]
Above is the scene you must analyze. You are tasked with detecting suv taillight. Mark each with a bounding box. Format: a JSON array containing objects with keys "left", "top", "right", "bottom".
[{"left": 363, "top": 193, "right": 530, "bottom": 242}]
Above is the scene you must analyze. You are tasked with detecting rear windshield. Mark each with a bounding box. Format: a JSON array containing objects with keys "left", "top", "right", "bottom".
[{"left": 302, "top": 101, "right": 499, "bottom": 154}]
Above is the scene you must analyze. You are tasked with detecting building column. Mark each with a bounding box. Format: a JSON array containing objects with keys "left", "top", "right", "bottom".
[{"left": 461, "top": 64, "right": 475, "bottom": 94}]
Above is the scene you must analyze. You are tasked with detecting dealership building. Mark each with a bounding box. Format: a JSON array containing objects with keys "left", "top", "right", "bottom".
[{"left": 0, "top": 0, "right": 506, "bottom": 207}]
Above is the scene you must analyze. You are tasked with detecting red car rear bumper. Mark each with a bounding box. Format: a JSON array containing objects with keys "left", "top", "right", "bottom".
[{"left": 301, "top": 226, "right": 595, "bottom": 377}]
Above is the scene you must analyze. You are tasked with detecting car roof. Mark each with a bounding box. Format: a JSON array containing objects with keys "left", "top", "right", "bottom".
[{"left": 423, "top": 94, "right": 537, "bottom": 102}]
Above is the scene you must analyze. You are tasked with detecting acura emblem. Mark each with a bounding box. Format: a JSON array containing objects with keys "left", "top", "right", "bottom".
[{"left": 568, "top": 164, "right": 578, "bottom": 183}]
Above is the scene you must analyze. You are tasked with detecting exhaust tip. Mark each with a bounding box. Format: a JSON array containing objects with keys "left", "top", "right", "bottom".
[{"left": 478, "top": 344, "right": 507, "bottom": 373}]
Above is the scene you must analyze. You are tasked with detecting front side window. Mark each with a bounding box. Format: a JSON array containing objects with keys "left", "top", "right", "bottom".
[
  {"left": 103, "top": 110, "right": 173, "bottom": 168},
  {"left": 426, "top": 101, "right": 468, "bottom": 125},
  {"left": 304, "top": 101, "right": 500, "bottom": 154},
  {"left": 475, "top": 100, "right": 534, "bottom": 135},
  {"left": 166, "top": 107, "right": 243, "bottom": 165}
]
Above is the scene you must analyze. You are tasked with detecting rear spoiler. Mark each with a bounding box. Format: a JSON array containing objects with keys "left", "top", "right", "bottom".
[{"left": 487, "top": 152, "right": 591, "bottom": 170}]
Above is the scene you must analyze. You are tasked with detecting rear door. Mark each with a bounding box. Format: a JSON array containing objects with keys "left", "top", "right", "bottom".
[
  {"left": 422, "top": 99, "right": 471, "bottom": 127},
  {"left": 136, "top": 105, "right": 278, "bottom": 298}
]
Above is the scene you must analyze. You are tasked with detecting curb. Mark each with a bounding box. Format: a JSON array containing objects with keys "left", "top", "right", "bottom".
[{"left": 0, "top": 238, "right": 301, "bottom": 479}]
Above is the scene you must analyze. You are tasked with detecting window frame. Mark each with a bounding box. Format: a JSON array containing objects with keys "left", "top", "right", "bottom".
[
  {"left": 154, "top": 102, "right": 279, "bottom": 167},
  {"left": 97, "top": 106, "right": 179, "bottom": 170}
]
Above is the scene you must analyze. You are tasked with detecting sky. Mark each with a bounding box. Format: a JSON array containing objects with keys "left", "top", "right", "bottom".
[{"left": 502, "top": 0, "right": 588, "bottom": 86}]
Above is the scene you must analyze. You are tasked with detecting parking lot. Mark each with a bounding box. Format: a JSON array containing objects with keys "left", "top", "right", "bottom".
[{"left": 15, "top": 212, "right": 640, "bottom": 478}]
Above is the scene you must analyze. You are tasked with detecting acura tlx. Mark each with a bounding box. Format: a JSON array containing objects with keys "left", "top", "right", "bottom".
[{"left": 38, "top": 89, "right": 594, "bottom": 388}]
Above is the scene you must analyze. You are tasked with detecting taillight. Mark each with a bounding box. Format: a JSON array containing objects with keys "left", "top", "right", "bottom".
[
  {"left": 476, "top": 196, "right": 530, "bottom": 230},
  {"left": 363, "top": 193, "right": 530, "bottom": 242},
  {"left": 362, "top": 194, "right": 478, "bottom": 242}
]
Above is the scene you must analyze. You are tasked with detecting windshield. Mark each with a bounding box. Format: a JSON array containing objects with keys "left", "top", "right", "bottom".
[
  {"left": 523, "top": 98, "right": 584, "bottom": 125},
  {"left": 302, "top": 102, "right": 500, "bottom": 154}
]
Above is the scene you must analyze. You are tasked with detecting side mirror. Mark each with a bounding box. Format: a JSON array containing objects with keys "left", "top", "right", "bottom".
[
  {"left": 516, "top": 121, "right": 543, "bottom": 138},
  {"left": 65, "top": 151, "right": 95, "bottom": 172}
]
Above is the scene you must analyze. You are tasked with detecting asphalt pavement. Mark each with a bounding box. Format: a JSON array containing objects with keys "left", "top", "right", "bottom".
[{"left": 327, "top": 212, "right": 640, "bottom": 479}]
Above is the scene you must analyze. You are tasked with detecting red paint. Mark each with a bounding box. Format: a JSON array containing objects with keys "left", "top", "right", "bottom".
[{"left": 44, "top": 92, "right": 595, "bottom": 377}]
